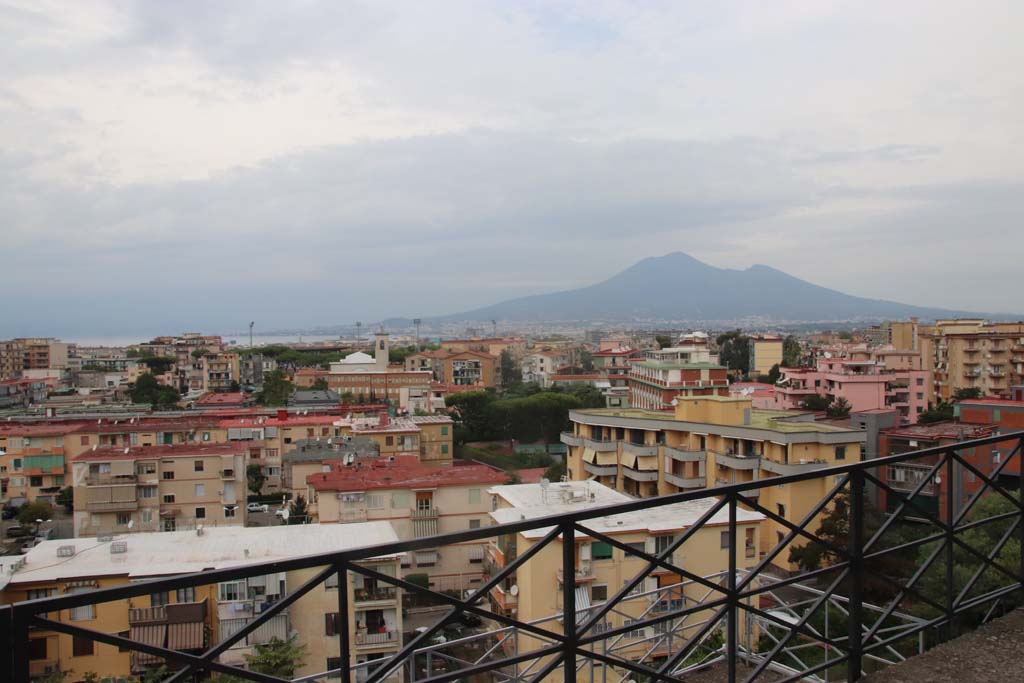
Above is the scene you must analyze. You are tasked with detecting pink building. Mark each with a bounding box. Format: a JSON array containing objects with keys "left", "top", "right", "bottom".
[
  {"left": 728, "top": 381, "right": 776, "bottom": 409},
  {"left": 774, "top": 358, "right": 930, "bottom": 424}
]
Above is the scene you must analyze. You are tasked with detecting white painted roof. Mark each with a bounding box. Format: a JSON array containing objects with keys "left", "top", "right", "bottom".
[
  {"left": 339, "top": 351, "right": 374, "bottom": 364},
  {"left": 488, "top": 481, "right": 762, "bottom": 539},
  {"left": 9, "top": 522, "right": 402, "bottom": 584}
]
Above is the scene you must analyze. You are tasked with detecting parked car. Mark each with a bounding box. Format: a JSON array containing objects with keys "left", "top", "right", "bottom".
[
  {"left": 1, "top": 507, "right": 17, "bottom": 520},
  {"left": 247, "top": 502, "right": 269, "bottom": 513},
  {"left": 453, "top": 612, "right": 482, "bottom": 627},
  {"left": 6, "top": 525, "right": 31, "bottom": 538}
]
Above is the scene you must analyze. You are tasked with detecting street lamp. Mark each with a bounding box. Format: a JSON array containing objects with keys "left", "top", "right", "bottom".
[{"left": 249, "top": 321, "right": 255, "bottom": 349}]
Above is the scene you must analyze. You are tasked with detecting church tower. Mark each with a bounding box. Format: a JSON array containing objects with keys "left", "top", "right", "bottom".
[{"left": 374, "top": 329, "right": 389, "bottom": 371}]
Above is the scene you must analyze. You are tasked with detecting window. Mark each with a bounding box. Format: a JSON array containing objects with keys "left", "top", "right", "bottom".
[
  {"left": 68, "top": 587, "right": 96, "bottom": 621},
  {"left": 29, "top": 638, "right": 48, "bottom": 661},
  {"left": 720, "top": 531, "right": 732, "bottom": 549},
  {"left": 441, "top": 426, "right": 449, "bottom": 436},
  {"left": 202, "top": 432, "right": 211, "bottom": 442},
  {"left": 441, "top": 444, "right": 449, "bottom": 454},
  {"left": 195, "top": 507, "right": 206, "bottom": 519},
  {"left": 591, "top": 542, "right": 613, "bottom": 560},
  {"left": 12, "top": 458, "right": 22, "bottom": 470},
  {"left": 176, "top": 587, "right": 195, "bottom": 603},
  {"left": 654, "top": 535, "right": 675, "bottom": 556},
  {"left": 139, "top": 486, "right": 157, "bottom": 499},
  {"left": 163, "top": 494, "right": 175, "bottom": 504},
  {"left": 835, "top": 446, "right": 846, "bottom": 461},
  {"left": 916, "top": 377, "right": 924, "bottom": 386},
  {"left": 29, "top": 476, "right": 42, "bottom": 487},
  {"left": 81, "top": 435, "right": 90, "bottom": 446},
  {"left": 137, "top": 462, "right": 156, "bottom": 475},
  {"left": 591, "top": 584, "right": 608, "bottom": 603},
  {"left": 116, "top": 513, "right": 131, "bottom": 526},
  {"left": 219, "top": 581, "right": 246, "bottom": 602},
  {"left": 468, "top": 488, "right": 481, "bottom": 504},
  {"left": 391, "top": 492, "right": 408, "bottom": 508},
  {"left": 777, "top": 503, "right": 786, "bottom": 519},
  {"left": 151, "top": 592, "right": 170, "bottom": 607},
  {"left": 624, "top": 541, "right": 646, "bottom": 557},
  {"left": 623, "top": 619, "right": 646, "bottom": 639},
  {"left": 195, "top": 483, "right": 205, "bottom": 496},
  {"left": 194, "top": 460, "right": 204, "bottom": 472},
  {"left": 325, "top": 612, "right": 343, "bottom": 636},
  {"left": 224, "top": 505, "right": 236, "bottom": 518},
  {"left": 326, "top": 657, "right": 342, "bottom": 676},
  {"left": 73, "top": 635, "right": 94, "bottom": 657},
  {"left": 141, "top": 510, "right": 153, "bottom": 524},
  {"left": 469, "top": 519, "right": 481, "bottom": 529},
  {"left": 386, "top": 436, "right": 394, "bottom": 446},
  {"left": 366, "top": 494, "right": 385, "bottom": 509},
  {"left": 162, "top": 471, "right": 174, "bottom": 480}
]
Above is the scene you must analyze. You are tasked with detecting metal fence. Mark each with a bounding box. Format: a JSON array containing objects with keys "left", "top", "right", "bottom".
[{"left": 2, "top": 431, "right": 1023, "bottom": 683}]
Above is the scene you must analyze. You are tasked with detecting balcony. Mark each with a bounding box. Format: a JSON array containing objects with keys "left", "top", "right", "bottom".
[
  {"left": 354, "top": 586, "right": 398, "bottom": 604},
  {"left": 760, "top": 458, "right": 831, "bottom": 476},
  {"left": 713, "top": 451, "right": 761, "bottom": 470},
  {"left": 489, "top": 585, "right": 518, "bottom": 610},
  {"left": 556, "top": 562, "right": 596, "bottom": 583},
  {"left": 989, "top": 369, "right": 1007, "bottom": 378},
  {"left": 583, "top": 461, "right": 618, "bottom": 477},
  {"left": 129, "top": 600, "right": 207, "bottom": 625},
  {"left": 85, "top": 500, "right": 139, "bottom": 512},
  {"left": 410, "top": 506, "right": 439, "bottom": 520},
  {"left": 220, "top": 469, "right": 235, "bottom": 479},
  {"left": 559, "top": 431, "right": 583, "bottom": 447},
  {"left": 355, "top": 629, "right": 399, "bottom": 648},
  {"left": 622, "top": 466, "right": 658, "bottom": 482},
  {"left": 85, "top": 474, "right": 137, "bottom": 486},
  {"left": 8, "top": 429, "right": 1023, "bottom": 683},
  {"left": 28, "top": 661, "right": 59, "bottom": 678},
  {"left": 663, "top": 445, "right": 705, "bottom": 463},
  {"left": 963, "top": 370, "right": 981, "bottom": 378},
  {"left": 622, "top": 441, "right": 658, "bottom": 456},
  {"left": 219, "top": 613, "right": 290, "bottom": 648},
  {"left": 664, "top": 472, "right": 705, "bottom": 489},
  {"left": 582, "top": 437, "right": 617, "bottom": 452}
]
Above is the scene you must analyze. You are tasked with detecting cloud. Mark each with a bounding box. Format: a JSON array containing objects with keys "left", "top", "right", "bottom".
[{"left": 1, "top": 0, "right": 1023, "bottom": 336}]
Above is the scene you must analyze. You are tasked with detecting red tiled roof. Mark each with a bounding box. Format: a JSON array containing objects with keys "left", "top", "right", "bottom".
[
  {"left": 74, "top": 443, "right": 247, "bottom": 461},
  {"left": 308, "top": 455, "right": 509, "bottom": 492},
  {"left": 551, "top": 374, "right": 603, "bottom": 381},
  {"left": 0, "top": 423, "right": 86, "bottom": 437},
  {"left": 194, "top": 392, "right": 247, "bottom": 406},
  {"left": 592, "top": 348, "right": 636, "bottom": 357},
  {"left": 883, "top": 422, "right": 994, "bottom": 440},
  {"left": 959, "top": 399, "right": 1024, "bottom": 407},
  {"left": 515, "top": 467, "right": 549, "bottom": 484}
]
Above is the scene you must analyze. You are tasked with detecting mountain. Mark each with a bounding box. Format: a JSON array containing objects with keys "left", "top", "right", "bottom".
[{"left": 441, "top": 252, "right": 976, "bottom": 323}]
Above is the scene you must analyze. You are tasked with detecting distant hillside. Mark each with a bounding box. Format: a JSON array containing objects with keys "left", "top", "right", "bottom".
[{"left": 439, "top": 252, "right": 974, "bottom": 323}]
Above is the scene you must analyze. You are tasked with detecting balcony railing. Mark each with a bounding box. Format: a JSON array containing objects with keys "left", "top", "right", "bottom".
[
  {"left": 560, "top": 431, "right": 584, "bottom": 447},
  {"left": 713, "top": 450, "right": 761, "bottom": 470},
  {"left": 622, "top": 441, "right": 658, "bottom": 457},
  {"left": 583, "top": 437, "right": 618, "bottom": 452},
  {"left": 4, "top": 430, "right": 1023, "bottom": 683},
  {"left": 663, "top": 445, "right": 705, "bottom": 463},
  {"left": 86, "top": 474, "right": 137, "bottom": 486},
  {"left": 354, "top": 586, "right": 398, "bottom": 603}
]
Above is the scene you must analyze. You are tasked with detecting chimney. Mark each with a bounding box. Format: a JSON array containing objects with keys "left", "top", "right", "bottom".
[
  {"left": 379, "top": 411, "right": 389, "bottom": 427},
  {"left": 277, "top": 409, "right": 287, "bottom": 421}
]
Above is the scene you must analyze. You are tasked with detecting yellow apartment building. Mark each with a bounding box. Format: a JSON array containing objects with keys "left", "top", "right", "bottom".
[
  {"left": 307, "top": 456, "right": 509, "bottom": 593},
  {"left": 71, "top": 443, "right": 248, "bottom": 536},
  {"left": 485, "top": 481, "right": 763, "bottom": 681},
  {"left": 918, "top": 319, "right": 1024, "bottom": 401},
  {"left": 748, "top": 336, "right": 784, "bottom": 377},
  {"left": 562, "top": 396, "right": 865, "bottom": 565},
  {"left": 0, "top": 523, "right": 403, "bottom": 682},
  {"left": 200, "top": 352, "right": 241, "bottom": 392}
]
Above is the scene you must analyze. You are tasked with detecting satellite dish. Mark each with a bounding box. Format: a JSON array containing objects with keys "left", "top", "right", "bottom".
[
  {"left": 127, "top": 520, "right": 134, "bottom": 529},
  {"left": 540, "top": 478, "right": 550, "bottom": 488},
  {"left": 509, "top": 585, "right": 519, "bottom": 596},
  {"left": 281, "top": 508, "right": 290, "bottom": 521}
]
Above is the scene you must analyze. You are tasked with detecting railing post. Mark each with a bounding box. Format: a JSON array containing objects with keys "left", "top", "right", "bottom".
[
  {"left": 727, "top": 493, "right": 737, "bottom": 683},
  {"left": 11, "top": 606, "right": 29, "bottom": 683},
  {"left": 847, "top": 470, "right": 865, "bottom": 682},
  {"left": 0, "top": 607, "right": 11, "bottom": 683},
  {"left": 335, "top": 562, "right": 352, "bottom": 683},
  {"left": 1019, "top": 438, "right": 1024, "bottom": 586},
  {"left": 562, "top": 521, "right": 577, "bottom": 683},
  {"left": 945, "top": 453, "right": 956, "bottom": 641}
]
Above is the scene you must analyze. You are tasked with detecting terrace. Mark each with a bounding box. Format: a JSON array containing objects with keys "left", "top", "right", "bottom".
[{"left": 3, "top": 431, "right": 1023, "bottom": 683}]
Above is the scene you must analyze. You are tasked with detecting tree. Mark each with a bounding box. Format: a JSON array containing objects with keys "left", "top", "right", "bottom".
[
  {"left": 18, "top": 501, "right": 54, "bottom": 530},
  {"left": 191, "top": 348, "right": 210, "bottom": 359},
  {"left": 311, "top": 377, "right": 329, "bottom": 391},
  {"left": 954, "top": 387, "right": 982, "bottom": 401},
  {"left": 258, "top": 370, "right": 293, "bottom": 406},
  {"left": 130, "top": 373, "right": 181, "bottom": 410},
  {"left": 826, "top": 396, "right": 852, "bottom": 419},
  {"left": 499, "top": 349, "right": 522, "bottom": 386},
  {"left": 543, "top": 460, "right": 566, "bottom": 482},
  {"left": 340, "top": 391, "right": 355, "bottom": 403},
  {"left": 288, "top": 495, "right": 309, "bottom": 524},
  {"left": 580, "top": 349, "right": 594, "bottom": 372},
  {"left": 246, "top": 463, "right": 266, "bottom": 497},
  {"left": 228, "top": 380, "right": 241, "bottom": 392},
  {"left": 782, "top": 335, "right": 802, "bottom": 367},
  {"left": 138, "top": 355, "right": 176, "bottom": 375},
  {"left": 654, "top": 334, "right": 673, "bottom": 350},
  {"left": 560, "top": 383, "right": 605, "bottom": 409},
  {"left": 243, "top": 636, "right": 307, "bottom": 679},
  {"left": 56, "top": 486, "right": 74, "bottom": 512},
  {"left": 766, "top": 363, "right": 782, "bottom": 385},
  {"left": 446, "top": 391, "right": 498, "bottom": 442},
  {"left": 918, "top": 400, "right": 955, "bottom": 424},
  {"left": 800, "top": 394, "right": 832, "bottom": 412},
  {"left": 716, "top": 330, "right": 750, "bottom": 375}
]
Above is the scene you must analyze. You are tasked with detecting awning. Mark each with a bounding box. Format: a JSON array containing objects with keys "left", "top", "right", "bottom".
[
  {"left": 636, "top": 455, "right": 659, "bottom": 471},
  {"left": 130, "top": 624, "right": 167, "bottom": 664},
  {"left": 581, "top": 448, "right": 596, "bottom": 464},
  {"left": 467, "top": 545, "right": 485, "bottom": 561},
  {"left": 574, "top": 586, "right": 591, "bottom": 620},
  {"left": 621, "top": 452, "right": 638, "bottom": 469},
  {"left": 415, "top": 550, "right": 439, "bottom": 565},
  {"left": 595, "top": 451, "right": 618, "bottom": 466},
  {"left": 167, "top": 622, "right": 204, "bottom": 651}
]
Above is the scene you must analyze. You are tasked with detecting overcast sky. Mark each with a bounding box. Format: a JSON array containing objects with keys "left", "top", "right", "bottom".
[{"left": 2, "top": 0, "right": 1022, "bottom": 338}]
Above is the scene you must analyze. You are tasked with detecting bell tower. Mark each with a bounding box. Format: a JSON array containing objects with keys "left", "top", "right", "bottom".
[{"left": 374, "top": 328, "right": 389, "bottom": 371}]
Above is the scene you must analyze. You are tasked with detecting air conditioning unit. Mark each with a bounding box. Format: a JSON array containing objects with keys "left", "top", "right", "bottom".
[
  {"left": 57, "top": 545, "right": 76, "bottom": 558},
  {"left": 110, "top": 541, "right": 128, "bottom": 554},
  {"left": 97, "top": 532, "right": 114, "bottom": 543}
]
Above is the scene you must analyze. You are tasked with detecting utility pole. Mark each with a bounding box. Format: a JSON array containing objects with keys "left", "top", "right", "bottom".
[
  {"left": 355, "top": 321, "right": 362, "bottom": 346},
  {"left": 413, "top": 318, "right": 422, "bottom": 351},
  {"left": 249, "top": 321, "right": 254, "bottom": 349}
]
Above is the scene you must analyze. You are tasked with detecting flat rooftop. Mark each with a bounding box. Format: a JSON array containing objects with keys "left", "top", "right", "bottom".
[
  {"left": 8, "top": 522, "right": 402, "bottom": 584},
  {"left": 488, "top": 481, "right": 762, "bottom": 539},
  {"left": 573, "top": 407, "right": 860, "bottom": 434}
]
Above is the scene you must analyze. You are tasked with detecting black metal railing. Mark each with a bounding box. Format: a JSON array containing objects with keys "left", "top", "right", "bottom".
[{"left": 2, "top": 431, "right": 1023, "bottom": 683}]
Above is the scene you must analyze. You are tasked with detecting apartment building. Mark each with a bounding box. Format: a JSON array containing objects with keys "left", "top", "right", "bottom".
[
  {"left": 439, "top": 337, "right": 526, "bottom": 359},
  {"left": 0, "top": 422, "right": 81, "bottom": 505},
  {"left": 200, "top": 351, "right": 241, "bottom": 392},
  {"left": 281, "top": 436, "right": 380, "bottom": 497},
  {"left": 562, "top": 396, "right": 865, "bottom": 564},
  {"left": 748, "top": 336, "right": 784, "bottom": 376},
  {"left": 522, "top": 349, "right": 573, "bottom": 387},
  {"left": 485, "top": 481, "right": 763, "bottom": 678},
  {"left": 71, "top": 443, "right": 248, "bottom": 536},
  {"left": 591, "top": 347, "right": 642, "bottom": 408},
  {"left": 774, "top": 358, "right": 930, "bottom": 423},
  {"left": 0, "top": 377, "right": 51, "bottom": 410},
  {"left": 404, "top": 349, "right": 499, "bottom": 387},
  {"left": 0, "top": 523, "right": 403, "bottom": 681},
  {"left": 307, "top": 456, "right": 509, "bottom": 592},
  {"left": 0, "top": 338, "right": 74, "bottom": 380},
  {"left": 136, "top": 334, "right": 225, "bottom": 392},
  {"left": 919, "top": 319, "right": 1024, "bottom": 401},
  {"left": 327, "top": 339, "right": 433, "bottom": 411},
  {"left": 627, "top": 343, "right": 728, "bottom": 411}
]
